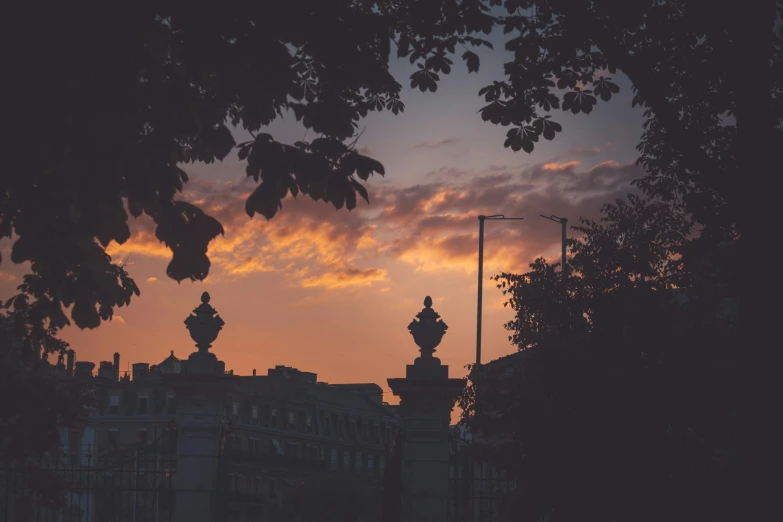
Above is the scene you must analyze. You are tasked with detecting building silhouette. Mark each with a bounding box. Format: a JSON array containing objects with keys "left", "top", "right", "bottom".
[{"left": 46, "top": 293, "right": 400, "bottom": 522}]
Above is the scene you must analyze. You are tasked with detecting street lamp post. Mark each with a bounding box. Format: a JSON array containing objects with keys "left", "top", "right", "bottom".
[
  {"left": 476, "top": 214, "right": 524, "bottom": 366},
  {"left": 540, "top": 214, "right": 568, "bottom": 280}
]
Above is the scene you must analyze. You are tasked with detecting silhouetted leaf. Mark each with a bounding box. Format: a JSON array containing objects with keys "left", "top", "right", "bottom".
[
  {"left": 593, "top": 77, "right": 621, "bottom": 102},
  {"left": 350, "top": 178, "right": 369, "bottom": 203},
  {"left": 410, "top": 69, "right": 440, "bottom": 92},
  {"left": 72, "top": 298, "right": 100, "bottom": 330},
  {"left": 245, "top": 181, "right": 283, "bottom": 220},
  {"left": 504, "top": 127, "right": 537, "bottom": 153},
  {"left": 463, "top": 51, "right": 480, "bottom": 73}
]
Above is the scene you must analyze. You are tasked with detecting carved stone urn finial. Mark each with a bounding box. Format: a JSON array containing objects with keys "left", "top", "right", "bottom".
[
  {"left": 408, "top": 296, "right": 448, "bottom": 362},
  {"left": 184, "top": 291, "right": 225, "bottom": 356}
]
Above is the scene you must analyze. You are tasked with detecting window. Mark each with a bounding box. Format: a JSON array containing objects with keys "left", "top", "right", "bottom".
[
  {"left": 269, "top": 479, "right": 277, "bottom": 499},
  {"left": 228, "top": 435, "right": 241, "bottom": 451},
  {"left": 251, "top": 405, "right": 259, "bottom": 423},
  {"left": 138, "top": 396, "right": 149, "bottom": 414},
  {"left": 166, "top": 393, "right": 176, "bottom": 414},
  {"left": 286, "top": 442, "right": 298, "bottom": 457},
  {"left": 288, "top": 411, "right": 296, "bottom": 430},
  {"left": 231, "top": 401, "right": 239, "bottom": 417},
  {"left": 236, "top": 474, "right": 245, "bottom": 493},
  {"left": 368, "top": 455, "right": 375, "bottom": 474},
  {"left": 380, "top": 456, "right": 386, "bottom": 474},
  {"left": 342, "top": 450, "right": 350, "bottom": 472},
  {"left": 137, "top": 428, "right": 148, "bottom": 446},
  {"left": 270, "top": 408, "right": 277, "bottom": 426},
  {"left": 166, "top": 428, "right": 178, "bottom": 453},
  {"left": 108, "top": 429, "right": 119, "bottom": 452},
  {"left": 109, "top": 395, "right": 120, "bottom": 415},
  {"left": 301, "top": 444, "right": 317, "bottom": 460},
  {"left": 229, "top": 474, "right": 238, "bottom": 492},
  {"left": 330, "top": 449, "right": 338, "bottom": 471},
  {"left": 373, "top": 424, "right": 380, "bottom": 443},
  {"left": 355, "top": 452, "right": 362, "bottom": 472},
  {"left": 254, "top": 477, "right": 263, "bottom": 495},
  {"left": 245, "top": 476, "right": 253, "bottom": 493},
  {"left": 249, "top": 438, "right": 260, "bottom": 453}
]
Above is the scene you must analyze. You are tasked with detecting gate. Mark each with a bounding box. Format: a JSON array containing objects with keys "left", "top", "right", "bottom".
[
  {"left": 450, "top": 427, "right": 516, "bottom": 522},
  {"left": 382, "top": 428, "right": 403, "bottom": 522},
  {"left": 1, "top": 425, "right": 178, "bottom": 522}
]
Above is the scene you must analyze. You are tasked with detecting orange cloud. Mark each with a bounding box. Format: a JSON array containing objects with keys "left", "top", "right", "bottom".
[
  {"left": 99, "top": 160, "right": 640, "bottom": 291},
  {"left": 0, "top": 271, "right": 17, "bottom": 282},
  {"left": 113, "top": 315, "right": 126, "bottom": 324},
  {"left": 106, "top": 231, "right": 171, "bottom": 259},
  {"left": 105, "top": 181, "right": 387, "bottom": 291},
  {"left": 592, "top": 160, "right": 620, "bottom": 169},
  {"left": 300, "top": 267, "right": 387, "bottom": 289},
  {"left": 543, "top": 161, "right": 581, "bottom": 171},
  {"left": 146, "top": 277, "right": 158, "bottom": 283}
]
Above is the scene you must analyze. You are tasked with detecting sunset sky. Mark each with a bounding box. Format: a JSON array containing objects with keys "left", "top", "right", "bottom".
[{"left": 0, "top": 29, "right": 646, "bottom": 407}]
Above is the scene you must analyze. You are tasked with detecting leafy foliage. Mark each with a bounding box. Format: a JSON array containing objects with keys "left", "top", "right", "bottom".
[
  {"left": 2, "top": 0, "right": 498, "bottom": 333},
  {"left": 459, "top": 196, "right": 738, "bottom": 522},
  {"left": 473, "top": 0, "right": 780, "bottom": 242},
  {"left": 3, "top": 1, "right": 778, "bottom": 336},
  {"left": 454, "top": 3, "right": 770, "bottom": 518},
  {"left": 0, "top": 312, "right": 89, "bottom": 465}
]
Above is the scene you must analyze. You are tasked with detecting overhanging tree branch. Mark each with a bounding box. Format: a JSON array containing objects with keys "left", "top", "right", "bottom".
[{"left": 573, "top": 16, "right": 737, "bottom": 211}]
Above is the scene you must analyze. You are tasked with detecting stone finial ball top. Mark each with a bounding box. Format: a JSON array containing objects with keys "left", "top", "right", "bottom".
[
  {"left": 201, "top": 292, "right": 211, "bottom": 304},
  {"left": 424, "top": 296, "right": 433, "bottom": 308}
]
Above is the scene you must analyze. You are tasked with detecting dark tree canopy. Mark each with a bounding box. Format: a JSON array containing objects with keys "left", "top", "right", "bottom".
[
  {"left": 3, "top": 1, "right": 779, "bottom": 340},
  {"left": 0, "top": 313, "right": 89, "bottom": 459},
  {"left": 0, "top": 4, "right": 773, "bottom": 517},
  {"left": 459, "top": 195, "right": 738, "bottom": 522},
  {"left": 4, "top": 0, "right": 499, "bottom": 334}
]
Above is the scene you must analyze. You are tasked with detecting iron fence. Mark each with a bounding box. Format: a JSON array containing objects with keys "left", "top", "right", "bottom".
[
  {"left": 450, "top": 428, "right": 516, "bottom": 522},
  {"left": 1, "top": 426, "right": 178, "bottom": 522}
]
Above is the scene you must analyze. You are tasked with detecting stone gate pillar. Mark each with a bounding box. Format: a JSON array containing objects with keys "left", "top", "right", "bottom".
[
  {"left": 388, "top": 297, "right": 467, "bottom": 522},
  {"left": 172, "top": 292, "right": 229, "bottom": 522}
]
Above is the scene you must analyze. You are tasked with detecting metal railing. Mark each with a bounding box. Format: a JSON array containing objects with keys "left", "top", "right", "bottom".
[{"left": 1, "top": 427, "right": 180, "bottom": 522}]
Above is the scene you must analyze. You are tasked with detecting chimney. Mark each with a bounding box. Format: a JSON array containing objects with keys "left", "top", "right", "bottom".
[
  {"left": 252, "top": 369, "right": 257, "bottom": 376},
  {"left": 74, "top": 361, "right": 95, "bottom": 379},
  {"left": 66, "top": 349, "right": 75, "bottom": 377},
  {"left": 132, "top": 363, "right": 149, "bottom": 381},
  {"left": 113, "top": 352, "right": 121, "bottom": 381},
  {"left": 98, "top": 361, "right": 115, "bottom": 379}
]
